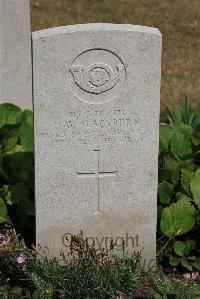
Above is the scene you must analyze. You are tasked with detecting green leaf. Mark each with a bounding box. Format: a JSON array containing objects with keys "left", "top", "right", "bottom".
[
  {"left": 192, "top": 136, "right": 200, "bottom": 145},
  {"left": 181, "top": 169, "right": 194, "bottom": 195},
  {"left": 159, "top": 127, "right": 172, "bottom": 152},
  {"left": 195, "top": 168, "right": 200, "bottom": 176},
  {"left": 22, "top": 109, "right": 33, "bottom": 120},
  {"left": 189, "top": 112, "right": 196, "bottom": 126},
  {"left": 181, "top": 96, "right": 192, "bottom": 125},
  {"left": 0, "top": 123, "right": 21, "bottom": 140},
  {"left": 3, "top": 137, "right": 18, "bottom": 151},
  {"left": 0, "top": 197, "right": 8, "bottom": 223},
  {"left": 171, "top": 163, "right": 180, "bottom": 185},
  {"left": 20, "top": 115, "right": 33, "bottom": 152},
  {"left": 181, "top": 257, "right": 193, "bottom": 271},
  {"left": 167, "top": 105, "right": 182, "bottom": 125},
  {"left": 162, "top": 156, "right": 191, "bottom": 186},
  {"left": 0, "top": 103, "right": 22, "bottom": 128},
  {"left": 170, "top": 123, "right": 193, "bottom": 158},
  {"left": 164, "top": 154, "right": 177, "bottom": 170},
  {"left": 193, "top": 105, "right": 200, "bottom": 128},
  {"left": 5, "top": 187, "right": 16, "bottom": 205},
  {"left": 159, "top": 182, "right": 174, "bottom": 204},
  {"left": 160, "top": 198, "right": 196, "bottom": 237},
  {"left": 174, "top": 241, "right": 185, "bottom": 257},
  {"left": 184, "top": 240, "right": 196, "bottom": 256},
  {"left": 190, "top": 173, "right": 200, "bottom": 208},
  {"left": 176, "top": 192, "right": 192, "bottom": 202},
  {"left": 194, "top": 258, "right": 200, "bottom": 270},
  {"left": 169, "top": 256, "right": 180, "bottom": 266},
  {"left": 187, "top": 256, "right": 196, "bottom": 261}
]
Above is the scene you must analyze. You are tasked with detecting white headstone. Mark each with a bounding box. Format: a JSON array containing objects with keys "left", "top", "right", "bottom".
[
  {"left": 0, "top": 0, "right": 32, "bottom": 109},
  {"left": 33, "top": 24, "right": 162, "bottom": 265}
]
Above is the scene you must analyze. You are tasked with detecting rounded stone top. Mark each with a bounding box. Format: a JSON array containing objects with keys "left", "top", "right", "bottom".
[{"left": 32, "top": 23, "right": 161, "bottom": 40}]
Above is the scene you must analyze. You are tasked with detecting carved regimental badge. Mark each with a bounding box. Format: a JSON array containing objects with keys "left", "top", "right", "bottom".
[
  {"left": 70, "top": 62, "right": 125, "bottom": 94},
  {"left": 69, "top": 49, "right": 126, "bottom": 104}
]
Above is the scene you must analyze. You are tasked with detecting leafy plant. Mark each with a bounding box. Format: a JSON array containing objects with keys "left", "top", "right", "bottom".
[
  {"left": 0, "top": 103, "right": 34, "bottom": 244},
  {"left": 0, "top": 230, "right": 142, "bottom": 299},
  {"left": 0, "top": 230, "right": 200, "bottom": 299},
  {"left": 158, "top": 97, "right": 200, "bottom": 272},
  {"left": 149, "top": 273, "right": 200, "bottom": 298}
]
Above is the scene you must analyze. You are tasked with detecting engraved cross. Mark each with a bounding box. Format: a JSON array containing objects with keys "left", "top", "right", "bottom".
[{"left": 77, "top": 150, "right": 117, "bottom": 213}]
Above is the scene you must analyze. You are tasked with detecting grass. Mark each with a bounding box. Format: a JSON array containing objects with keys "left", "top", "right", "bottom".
[{"left": 30, "top": 0, "right": 200, "bottom": 113}]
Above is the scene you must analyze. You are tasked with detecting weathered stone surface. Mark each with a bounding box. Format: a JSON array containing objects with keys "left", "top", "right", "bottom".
[
  {"left": 33, "top": 24, "right": 162, "bottom": 265},
  {"left": 0, "top": 0, "right": 32, "bottom": 109}
]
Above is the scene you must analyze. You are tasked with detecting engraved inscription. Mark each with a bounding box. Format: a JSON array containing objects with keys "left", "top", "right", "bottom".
[
  {"left": 52, "top": 108, "right": 142, "bottom": 146},
  {"left": 70, "top": 62, "right": 125, "bottom": 94},
  {"left": 77, "top": 150, "right": 117, "bottom": 213}
]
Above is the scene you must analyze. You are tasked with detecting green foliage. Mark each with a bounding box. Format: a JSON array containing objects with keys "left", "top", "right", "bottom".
[
  {"left": 168, "top": 240, "right": 197, "bottom": 271},
  {"left": 167, "top": 96, "right": 200, "bottom": 129},
  {"left": 0, "top": 104, "right": 23, "bottom": 127},
  {"left": 160, "top": 198, "right": 196, "bottom": 237},
  {"left": 150, "top": 274, "right": 200, "bottom": 298},
  {"left": 0, "top": 231, "right": 200, "bottom": 299},
  {"left": 158, "top": 182, "right": 174, "bottom": 205},
  {"left": 190, "top": 171, "right": 200, "bottom": 207},
  {"left": 0, "top": 230, "right": 142, "bottom": 299},
  {"left": 170, "top": 123, "right": 193, "bottom": 158},
  {"left": 158, "top": 98, "right": 200, "bottom": 273},
  {"left": 0, "top": 103, "right": 34, "bottom": 243}
]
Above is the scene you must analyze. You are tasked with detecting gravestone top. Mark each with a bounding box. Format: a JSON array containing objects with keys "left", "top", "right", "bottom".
[
  {"left": 33, "top": 23, "right": 162, "bottom": 267},
  {"left": 0, "top": 0, "right": 32, "bottom": 109},
  {"left": 33, "top": 23, "right": 161, "bottom": 38}
]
